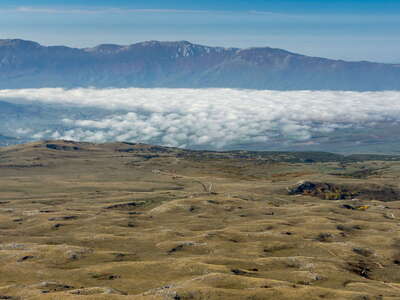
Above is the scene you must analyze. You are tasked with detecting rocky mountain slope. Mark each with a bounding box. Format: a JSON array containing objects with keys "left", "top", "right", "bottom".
[{"left": 0, "top": 39, "right": 399, "bottom": 90}]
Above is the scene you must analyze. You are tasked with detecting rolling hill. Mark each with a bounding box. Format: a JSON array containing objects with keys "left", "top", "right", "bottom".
[{"left": 0, "top": 140, "right": 399, "bottom": 299}]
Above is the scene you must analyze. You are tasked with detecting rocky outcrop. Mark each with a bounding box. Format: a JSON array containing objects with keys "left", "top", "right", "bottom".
[{"left": 288, "top": 181, "right": 400, "bottom": 202}]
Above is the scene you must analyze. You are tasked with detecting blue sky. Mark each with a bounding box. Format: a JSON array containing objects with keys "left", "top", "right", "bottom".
[{"left": 0, "top": 0, "right": 399, "bottom": 62}]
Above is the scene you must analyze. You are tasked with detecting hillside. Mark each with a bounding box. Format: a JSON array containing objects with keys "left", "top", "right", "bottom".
[
  {"left": 1, "top": 39, "right": 400, "bottom": 90},
  {"left": 0, "top": 140, "right": 399, "bottom": 299}
]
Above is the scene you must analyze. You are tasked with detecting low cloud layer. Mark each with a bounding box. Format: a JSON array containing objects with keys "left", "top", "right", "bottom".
[{"left": 1, "top": 88, "right": 399, "bottom": 149}]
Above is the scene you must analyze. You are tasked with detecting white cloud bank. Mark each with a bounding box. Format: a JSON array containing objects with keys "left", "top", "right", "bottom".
[{"left": 0, "top": 88, "right": 399, "bottom": 148}]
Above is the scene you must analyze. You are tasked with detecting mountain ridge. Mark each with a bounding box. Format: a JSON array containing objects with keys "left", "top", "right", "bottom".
[{"left": 0, "top": 38, "right": 399, "bottom": 90}]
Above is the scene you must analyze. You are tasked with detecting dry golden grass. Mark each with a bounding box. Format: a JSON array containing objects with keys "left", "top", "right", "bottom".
[{"left": 0, "top": 141, "right": 399, "bottom": 299}]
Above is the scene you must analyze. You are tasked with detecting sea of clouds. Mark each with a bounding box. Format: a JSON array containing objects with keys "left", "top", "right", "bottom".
[{"left": 0, "top": 88, "right": 399, "bottom": 149}]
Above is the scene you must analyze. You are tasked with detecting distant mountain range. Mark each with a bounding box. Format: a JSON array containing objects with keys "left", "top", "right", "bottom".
[{"left": 0, "top": 39, "right": 399, "bottom": 90}]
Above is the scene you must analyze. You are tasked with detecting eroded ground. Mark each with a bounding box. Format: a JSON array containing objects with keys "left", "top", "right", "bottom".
[{"left": 0, "top": 141, "right": 399, "bottom": 299}]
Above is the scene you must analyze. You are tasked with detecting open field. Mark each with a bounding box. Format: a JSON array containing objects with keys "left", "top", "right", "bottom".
[{"left": 0, "top": 141, "right": 400, "bottom": 299}]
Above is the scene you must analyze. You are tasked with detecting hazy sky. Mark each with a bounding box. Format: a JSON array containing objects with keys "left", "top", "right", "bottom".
[{"left": 0, "top": 0, "right": 399, "bottom": 63}]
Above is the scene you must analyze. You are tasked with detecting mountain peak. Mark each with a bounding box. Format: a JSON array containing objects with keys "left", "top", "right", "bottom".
[{"left": 0, "top": 39, "right": 41, "bottom": 49}]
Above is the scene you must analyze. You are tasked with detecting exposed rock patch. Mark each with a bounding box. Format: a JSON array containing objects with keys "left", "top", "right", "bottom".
[
  {"left": 105, "top": 201, "right": 146, "bottom": 210},
  {"left": 45, "top": 143, "right": 81, "bottom": 151},
  {"left": 288, "top": 181, "right": 400, "bottom": 202}
]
